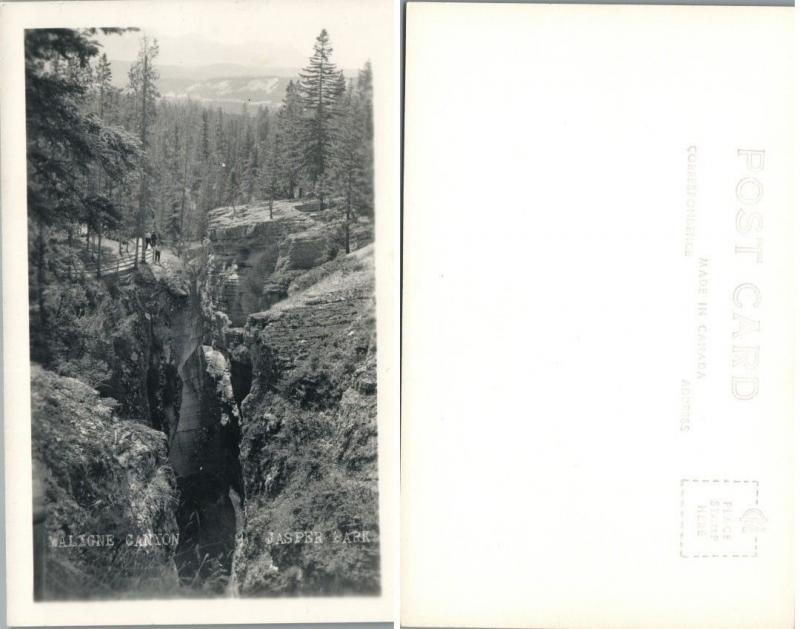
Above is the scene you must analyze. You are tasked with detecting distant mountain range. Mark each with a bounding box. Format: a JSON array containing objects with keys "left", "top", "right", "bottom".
[
  {"left": 160, "top": 74, "right": 293, "bottom": 111},
  {"left": 109, "top": 60, "right": 355, "bottom": 113}
]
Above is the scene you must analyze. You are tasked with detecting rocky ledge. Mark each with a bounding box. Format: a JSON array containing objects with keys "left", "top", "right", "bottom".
[{"left": 204, "top": 199, "right": 374, "bottom": 326}]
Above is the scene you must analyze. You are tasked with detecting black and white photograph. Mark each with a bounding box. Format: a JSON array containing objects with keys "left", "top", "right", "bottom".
[{"left": 2, "top": 0, "right": 397, "bottom": 622}]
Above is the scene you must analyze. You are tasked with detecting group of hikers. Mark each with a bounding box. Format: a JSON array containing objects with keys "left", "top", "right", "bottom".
[
  {"left": 144, "top": 231, "right": 162, "bottom": 263},
  {"left": 116, "top": 230, "right": 162, "bottom": 263}
]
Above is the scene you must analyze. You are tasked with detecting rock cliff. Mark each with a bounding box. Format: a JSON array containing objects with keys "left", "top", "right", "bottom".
[
  {"left": 31, "top": 366, "right": 180, "bottom": 600},
  {"left": 234, "top": 245, "right": 380, "bottom": 595},
  {"left": 205, "top": 199, "right": 372, "bottom": 325}
]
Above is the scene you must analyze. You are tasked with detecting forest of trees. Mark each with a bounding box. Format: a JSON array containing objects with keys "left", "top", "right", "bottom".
[{"left": 26, "top": 27, "right": 374, "bottom": 367}]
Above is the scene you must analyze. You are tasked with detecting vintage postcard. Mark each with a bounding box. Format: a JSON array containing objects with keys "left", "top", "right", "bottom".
[
  {"left": 403, "top": 3, "right": 794, "bottom": 628},
  {"left": 1, "top": 0, "right": 399, "bottom": 625}
]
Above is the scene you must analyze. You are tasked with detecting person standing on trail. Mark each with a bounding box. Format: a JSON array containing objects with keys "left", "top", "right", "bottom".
[
  {"left": 144, "top": 231, "right": 152, "bottom": 250},
  {"left": 151, "top": 231, "right": 158, "bottom": 248},
  {"left": 155, "top": 246, "right": 161, "bottom": 264}
]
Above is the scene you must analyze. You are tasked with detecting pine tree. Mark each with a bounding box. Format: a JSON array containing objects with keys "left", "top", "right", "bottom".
[
  {"left": 226, "top": 167, "right": 240, "bottom": 214},
  {"left": 95, "top": 53, "right": 112, "bottom": 119},
  {"left": 332, "top": 61, "right": 375, "bottom": 252},
  {"left": 25, "top": 28, "right": 141, "bottom": 360},
  {"left": 255, "top": 106, "right": 270, "bottom": 143},
  {"left": 160, "top": 121, "right": 183, "bottom": 238},
  {"left": 238, "top": 112, "right": 255, "bottom": 202},
  {"left": 128, "top": 36, "right": 159, "bottom": 264},
  {"left": 177, "top": 117, "right": 194, "bottom": 242},
  {"left": 334, "top": 83, "right": 365, "bottom": 254},
  {"left": 213, "top": 108, "right": 228, "bottom": 207},
  {"left": 89, "top": 51, "right": 124, "bottom": 277},
  {"left": 200, "top": 110, "right": 210, "bottom": 162},
  {"left": 354, "top": 61, "right": 374, "bottom": 218},
  {"left": 276, "top": 80, "right": 303, "bottom": 197},
  {"left": 263, "top": 131, "right": 282, "bottom": 220},
  {"left": 298, "top": 29, "right": 344, "bottom": 208},
  {"left": 243, "top": 146, "right": 259, "bottom": 203}
]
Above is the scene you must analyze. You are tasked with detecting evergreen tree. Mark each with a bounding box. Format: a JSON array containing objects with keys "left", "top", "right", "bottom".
[
  {"left": 200, "top": 110, "right": 210, "bottom": 162},
  {"left": 298, "top": 29, "right": 344, "bottom": 207},
  {"left": 127, "top": 36, "right": 159, "bottom": 264},
  {"left": 354, "top": 61, "right": 374, "bottom": 218},
  {"left": 358, "top": 61, "right": 374, "bottom": 141},
  {"left": 255, "top": 106, "right": 270, "bottom": 143},
  {"left": 334, "top": 83, "right": 366, "bottom": 254},
  {"left": 243, "top": 146, "right": 259, "bottom": 203},
  {"left": 213, "top": 108, "right": 228, "bottom": 207},
  {"left": 177, "top": 117, "right": 194, "bottom": 242},
  {"left": 25, "top": 28, "right": 140, "bottom": 359},
  {"left": 276, "top": 80, "right": 303, "bottom": 197},
  {"left": 88, "top": 51, "right": 127, "bottom": 277},
  {"left": 330, "top": 61, "right": 375, "bottom": 252},
  {"left": 94, "top": 53, "right": 113, "bottom": 119},
  {"left": 263, "top": 131, "right": 282, "bottom": 220},
  {"left": 226, "top": 166, "right": 240, "bottom": 214}
]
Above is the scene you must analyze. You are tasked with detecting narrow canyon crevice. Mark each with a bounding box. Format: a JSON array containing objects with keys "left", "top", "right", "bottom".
[
  {"left": 230, "top": 356, "right": 253, "bottom": 408},
  {"left": 144, "top": 275, "right": 244, "bottom": 591}
]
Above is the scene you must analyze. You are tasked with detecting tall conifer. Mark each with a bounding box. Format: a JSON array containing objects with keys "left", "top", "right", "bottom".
[
  {"left": 127, "top": 36, "right": 159, "bottom": 264},
  {"left": 298, "top": 29, "right": 344, "bottom": 207}
]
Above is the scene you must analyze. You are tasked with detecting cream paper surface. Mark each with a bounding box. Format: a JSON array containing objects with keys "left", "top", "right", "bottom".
[
  {"left": 1, "top": 0, "right": 400, "bottom": 625},
  {"left": 403, "top": 4, "right": 794, "bottom": 628}
]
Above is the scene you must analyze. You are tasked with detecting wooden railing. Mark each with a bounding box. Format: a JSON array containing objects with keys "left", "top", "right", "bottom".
[{"left": 87, "top": 247, "right": 155, "bottom": 279}]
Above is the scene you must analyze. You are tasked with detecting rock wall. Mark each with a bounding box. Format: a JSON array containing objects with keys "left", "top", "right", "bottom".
[
  {"left": 205, "top": 200, "right": 371, "bottom": 326},
  {"left": 99, "top": 265, "right": 193, "bottom": 431},
  {"left": 31, "top": 367, "right": 180, "bottom": 600},
  {"left": 233, "top": 246, "right": 380, "bottom": 596},
  {"left": 205, "top": 201, "right": 313, "bottom": 325}
]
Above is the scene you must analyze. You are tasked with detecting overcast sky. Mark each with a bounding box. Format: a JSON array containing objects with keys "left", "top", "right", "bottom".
[{"left": 94, "top": 0, "right": 379, "bottom": 71}]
